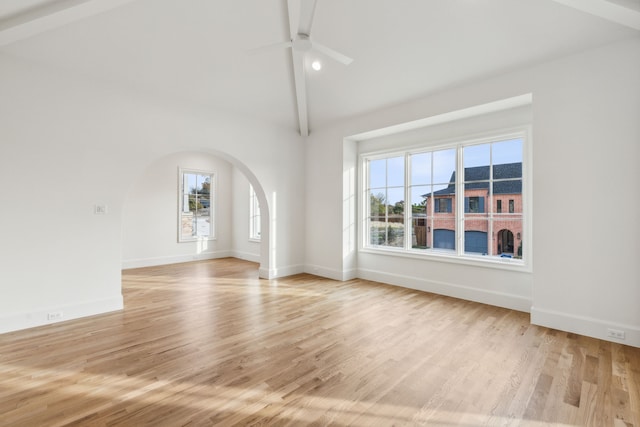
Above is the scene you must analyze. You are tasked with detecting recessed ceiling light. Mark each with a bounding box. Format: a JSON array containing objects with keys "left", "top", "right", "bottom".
[{"left": 311, "top": 60, "right": 322, "bottom": 71}]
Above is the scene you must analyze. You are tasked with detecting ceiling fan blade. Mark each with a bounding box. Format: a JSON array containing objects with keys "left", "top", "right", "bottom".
[
  {"left": 298, "top": 0, "right": 318, "bottom": 36},
  {"left": 313, "top": 41, "right": 353, "bottom": 65},
  {"left": 246, "top": 40, "right": 292, "bottom": 55}
]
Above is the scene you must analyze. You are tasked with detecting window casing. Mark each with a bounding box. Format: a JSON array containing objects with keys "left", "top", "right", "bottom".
[
  {"left": 362, "top": 132, "right": 528, "bottom": 266},
  {"left": 178, "top": 169, "right": 215, "bottom": 242},
  {"left": 249, "top": 184, "right": 261, "bottom": 241}
]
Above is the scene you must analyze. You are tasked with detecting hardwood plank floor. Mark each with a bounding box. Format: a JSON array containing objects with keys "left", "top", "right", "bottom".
[{"left": 1, "top": 258, "right": 639, "bottom": 426}]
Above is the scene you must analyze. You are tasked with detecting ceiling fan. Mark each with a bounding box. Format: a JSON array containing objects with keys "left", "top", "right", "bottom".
[{"left": 250, "top": 0, "right": 353, "bottom": 136}]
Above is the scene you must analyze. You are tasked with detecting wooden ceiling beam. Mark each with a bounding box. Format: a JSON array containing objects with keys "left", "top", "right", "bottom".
[{"left": 287, "top": 0, "right": 312, "bottom": 136}]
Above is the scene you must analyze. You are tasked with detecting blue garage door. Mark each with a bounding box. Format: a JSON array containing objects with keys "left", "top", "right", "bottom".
[
  {"left": 434, "top": 229, "right": 455, "bottom": 250},
  {"left": 465, "top": 231, "right": 487, "bottom": 254}
]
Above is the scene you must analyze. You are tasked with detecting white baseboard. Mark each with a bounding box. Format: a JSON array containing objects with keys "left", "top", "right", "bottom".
[
  {"left": 531, "top": 306, "right": 640, "bottom": 348},
  {"left": 300, "top": 264, "right": 529, "bottom": 311},
  {"left": 229, "top": 250, "right": 261, "bottom": 264},
  {"left": 259, "top": 264, "right": 304, "bottom": 279},
  {"left": 123, "top": 252, "right": 299, "bottom": 280},
  {"left": 0, "top": 295, "right": 123, "bottom": 335},
  {"left": 304, "top": 264, "right": 357, "bottom": 281},
  {"left": 122, "top": 251, "right": 232, "bottom": 269},
  {"left": 342, "top": 269, "right": 358, "bottom": 281},
  {"left": 358, "top": 268, "right": 531, "bottom": 313},
  {"left": 258, "top": 267, "right": 270, "bottom": 279}
]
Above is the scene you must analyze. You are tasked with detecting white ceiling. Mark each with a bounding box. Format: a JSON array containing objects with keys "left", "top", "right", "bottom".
[
  {"left": 0, "top": 0, "right": 56, "bottom": 19},
  {"left": 1, "top": 0, "right": 638, "bottom": 134}
]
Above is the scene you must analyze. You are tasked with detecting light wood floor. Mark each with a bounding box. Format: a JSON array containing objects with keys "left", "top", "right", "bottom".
[{"left": 1, "top": 259, "right": 639, "bottom": 426}]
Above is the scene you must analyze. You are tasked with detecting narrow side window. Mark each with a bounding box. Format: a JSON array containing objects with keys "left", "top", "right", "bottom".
[{"left": 179, "top": 169, "right": 214, "bottom": 242}]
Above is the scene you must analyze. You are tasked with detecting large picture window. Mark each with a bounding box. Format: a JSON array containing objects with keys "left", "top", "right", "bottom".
[
  {"left": 179, "top": 169, "right": 214, "bottom": 242},
  {"left": 363, "top": 133, "right": 526, "bottom": 265}
]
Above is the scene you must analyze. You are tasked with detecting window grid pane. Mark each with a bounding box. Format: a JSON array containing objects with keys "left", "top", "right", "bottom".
[
  {"left": 461, "top": 141, "right": 522, "bottom": 258},
  {"left": 367, "top": 157, "right": 404, "bottom": 247},
  {"left": 408, "top": 148, "right": 457, "bottom": 252}
]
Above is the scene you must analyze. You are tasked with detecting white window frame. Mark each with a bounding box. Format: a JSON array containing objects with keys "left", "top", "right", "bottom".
[
  {"left": 249, "top": 184, "right": 261, "bottom": 242},
  {"left": 178, "top": 168, "right": 216, "bottom": 242},
  {"left": 359, "top": 128, "right": 531, "bottom": 271}
]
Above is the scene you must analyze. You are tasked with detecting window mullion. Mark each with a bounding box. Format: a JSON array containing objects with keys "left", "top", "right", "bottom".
[
  {"left": 365, "top": 160, "right": 370, "bottom": 248},
  {"left": 489, "top": 145, "right": 494, "bottom": 256},
  {"left": 456, "top": 145, "right": 464, "bottom": 256},
  {"left": 405, "top": 153, "right": 410, "bottom": 251},
  {"left": 384, "top": 160, "right": 389, "bottom": 245}
]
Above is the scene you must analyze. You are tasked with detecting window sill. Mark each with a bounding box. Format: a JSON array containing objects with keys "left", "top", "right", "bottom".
[
  {"left": 359, "top": 246, "right": 530, "bottom": 273},
  {"left": 249, "top": 238, "right": 261, "bottom": 243},
  {"left": 178, "top": 237, "right": 217, "bottom": 243}
]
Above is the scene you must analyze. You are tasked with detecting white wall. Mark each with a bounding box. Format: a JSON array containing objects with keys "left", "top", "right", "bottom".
[
  {"left": 305, "top": 37, "right": 640, "bottom": 346},
  {"left": 0, "top": 53, "right": 305, "bottom": 334},
  {"left": 529, "top": 38, "right": 640, "bottom": 346},
  {"left": 122, "top": 152, "right": 234, "bottom": 268},
  {"left": 231, "top": 167, "right": 261, "bottom": 263}
]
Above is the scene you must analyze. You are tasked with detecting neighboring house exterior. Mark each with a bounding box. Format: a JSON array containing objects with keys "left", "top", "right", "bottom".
[{"left": 419, "top": 162, "right": 522, "bottom": 257}]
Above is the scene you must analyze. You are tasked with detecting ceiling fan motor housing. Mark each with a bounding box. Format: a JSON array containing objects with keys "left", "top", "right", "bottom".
[{"left": 293, "top": 34, "right": 312, "bottom": 52}]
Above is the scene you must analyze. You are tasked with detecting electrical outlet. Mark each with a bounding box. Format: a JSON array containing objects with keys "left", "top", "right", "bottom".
[
  {"left": 607, "top": 328, "right": 625, "bottom": 340},
  {"left": 47, "top": 311, "right": 63, "bottom": 321},
  {"left": 94, "top": 204, "right": 107, "bottom": 215}
]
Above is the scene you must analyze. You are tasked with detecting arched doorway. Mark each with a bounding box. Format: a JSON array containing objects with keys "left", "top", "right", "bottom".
[
  {"left": 497, "top": 229, "right": 514, "bottom": 254},
  {"left": 122, "top": 150, "right": 271, "bottom": 278}
]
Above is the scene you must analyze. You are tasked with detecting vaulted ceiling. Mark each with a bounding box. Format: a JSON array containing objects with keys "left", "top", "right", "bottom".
[{"left": 1, "top": 0, "right": 638, "bottom": 135}]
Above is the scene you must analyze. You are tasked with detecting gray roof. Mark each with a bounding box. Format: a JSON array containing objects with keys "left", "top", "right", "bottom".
[{"left": 427, "top": 163, "right": 522, "bottom": 197}]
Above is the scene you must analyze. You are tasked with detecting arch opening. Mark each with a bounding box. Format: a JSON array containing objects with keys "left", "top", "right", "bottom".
[{"left": 121, "top": 149, "right": 271, "bottom": 278}]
